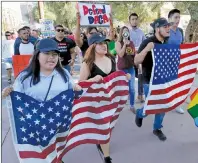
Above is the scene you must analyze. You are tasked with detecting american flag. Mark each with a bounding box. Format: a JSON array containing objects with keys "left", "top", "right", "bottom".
[
  {"left": 7, "top": 71, "right": 129, "bottom": 163},
  {"left": 144, "top": 43, "right": 198, "bottom": 115}
]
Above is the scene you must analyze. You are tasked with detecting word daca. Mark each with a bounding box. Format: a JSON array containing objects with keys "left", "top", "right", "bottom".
[{"left": 83, "top": 4, "right": 109, "bottom": 25}]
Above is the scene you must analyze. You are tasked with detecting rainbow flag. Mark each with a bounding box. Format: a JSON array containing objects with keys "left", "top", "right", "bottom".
[{"left": 188, "top": 88, "right": 198, "bottom": 127}]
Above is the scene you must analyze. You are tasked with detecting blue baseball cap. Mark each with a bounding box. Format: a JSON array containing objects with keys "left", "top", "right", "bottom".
[
  {"left": 150, "top": 18, "right": 173, "bottom": 29},
  {"left": 36, "top": 38, "right": 60, "bottom": 53},
  {"left": 88, "top": 33, "right": 110, "bottom": 46}
]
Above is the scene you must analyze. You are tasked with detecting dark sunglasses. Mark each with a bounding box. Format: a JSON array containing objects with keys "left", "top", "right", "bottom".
[
  {"left": 6, "top": 35, "right": 11, "bottom": 37},
  {"left": 56, "top": 29, "right": 64, "bottom": 32}
]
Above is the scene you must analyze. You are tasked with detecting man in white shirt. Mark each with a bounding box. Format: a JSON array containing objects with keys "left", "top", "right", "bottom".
[
  {"left": 129, "top": 13, "right": 146, "bottom": 104},
  {"left": 2, "top": 31, "right": 15, "bottom": 84},
  {"left": 15, "top": 28, "right": 34, "bottom": 55}
]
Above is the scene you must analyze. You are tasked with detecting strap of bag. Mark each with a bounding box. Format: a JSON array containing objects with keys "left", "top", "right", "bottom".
[{"left": 44, "top": 75, "right": 54, "bottom": 102}]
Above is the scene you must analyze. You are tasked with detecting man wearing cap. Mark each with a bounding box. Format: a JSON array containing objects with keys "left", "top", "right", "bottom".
[
  {"left": 2, "top": 31, "right": 15, "bottom": 84},
  {"left": 134, "top": 18, "right": 172, "bottom": 141}
]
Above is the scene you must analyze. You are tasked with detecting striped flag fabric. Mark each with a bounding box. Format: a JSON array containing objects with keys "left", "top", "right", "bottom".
[
  {"left": 188, "top": 88, "right": 198, "bottom": 127},
  {"left": 58, "top": 71, "right": 129, "bottom": 161},
  {"left": 7, "top": 71, "right": 129, "bottom": 163},
  {"left": 144, "top": 43, "right": 198, "bottom": 115},
  {"left": 7, "top": 89, "right": 74, "bottom": 163}
]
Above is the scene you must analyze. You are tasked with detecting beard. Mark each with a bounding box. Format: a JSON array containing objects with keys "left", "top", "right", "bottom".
[
  {"left": 159, "top": 30, "right": 169, "bottom": 40},
  {"left": 22, "top": 38, "right": 29, "bottom": 41}
]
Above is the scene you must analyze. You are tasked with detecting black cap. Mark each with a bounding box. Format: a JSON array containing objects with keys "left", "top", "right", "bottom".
[
  {"left": 36, "top": 38, "right": 60, "bottom": 53},
  {"left": 88, "top": 33, "right": 110, "bottom": 46},
  {"left": 150, "top": 18, "right": 173, "bottom": 29}
]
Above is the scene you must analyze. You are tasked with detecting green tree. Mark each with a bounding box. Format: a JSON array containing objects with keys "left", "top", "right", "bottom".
[
  {"left": 110, "top": 2, "right": 165, "bottom": 32},
  {"left": 32, "top": 2, "right": 76, "bottom": 30},
  {"left": 173, "top": 2, "right": 198, "bottom": 42}
]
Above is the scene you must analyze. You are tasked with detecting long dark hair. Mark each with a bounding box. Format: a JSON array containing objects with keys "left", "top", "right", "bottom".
[
  {"left": 83, "top": 44, "right": 115, "bottom": 71},
  {"left": 20, "top": 50, "right": 69, "bottom": 85},
  {"left": 118, "top": 26, "right": 130, "bottom": 43}
]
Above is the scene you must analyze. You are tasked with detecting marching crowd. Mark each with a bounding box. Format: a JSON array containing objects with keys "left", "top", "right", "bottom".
[{"left": 2, "top": 8, "right": 189, "bottom": 163}]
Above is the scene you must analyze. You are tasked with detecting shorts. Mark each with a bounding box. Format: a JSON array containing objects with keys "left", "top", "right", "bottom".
[{"left": 2, "top": 57, "right": 13, "bottom": 69}]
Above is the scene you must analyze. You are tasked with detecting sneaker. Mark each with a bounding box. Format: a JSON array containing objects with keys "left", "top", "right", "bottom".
[
  {"left": 153, "top": 129, "right": 167, "bottom": 141},
  {"left": 135, "top": 115, "right": 143, "bottom": 127},
  {"left": 104, "top": 156, "right": 112, "bottom": 163},
  {"left": 136, "top": 95, "right": 145, "bottom": 103},
  {"left": 130, "top": 107, "right": 136, "bottom": 114},
  {"left": 176, "top": 107, "right": 185, "bottom": 114},
  {"left": 139, "top": 95, "right": 145, "bottom": 103}
]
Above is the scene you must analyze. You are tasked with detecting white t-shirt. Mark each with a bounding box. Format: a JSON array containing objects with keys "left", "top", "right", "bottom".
[
  {"left": 2, "top": 39, "right": 15, "bottom": 58},
  {"left": 19, "top": 42, "right": 34, "bottom": 55},
  {"left": 13, "top": 69, "right": 74, "bottom": 102}
]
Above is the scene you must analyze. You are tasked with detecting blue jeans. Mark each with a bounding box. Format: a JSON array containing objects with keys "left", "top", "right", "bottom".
[
  {"left": 138, "top": 74, "right": 144, "bottom": 96},
  {"left": 123, "top": 67, "right": 135, "bottom": 108},
  {"left": 136, "top": 84, "right": 165, "bottom": 130},
  {"left": 64, "top": 65, "right": 71, "bottom": 74}
]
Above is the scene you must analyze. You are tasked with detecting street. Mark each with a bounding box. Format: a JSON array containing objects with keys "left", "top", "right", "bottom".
[{"left": 1, "top": 62, "right": 198, "bottom": 163}]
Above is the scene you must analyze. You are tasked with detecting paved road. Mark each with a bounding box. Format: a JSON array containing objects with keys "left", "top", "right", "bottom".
[{"left": 2, "top": 61, "right": 198, "bottom": 163}]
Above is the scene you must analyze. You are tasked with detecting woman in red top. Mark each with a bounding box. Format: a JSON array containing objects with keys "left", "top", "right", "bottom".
[{"left": 115, "top": 26, "right": 136, "bottom": 113}]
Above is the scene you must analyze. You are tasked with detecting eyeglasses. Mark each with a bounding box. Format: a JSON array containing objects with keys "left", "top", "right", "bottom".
[
  {"left": 56, "top": 29, "right": 64, "bottom": 33},
  {"left": 5, "top": 35, "right": 11, "bottom": 37}
]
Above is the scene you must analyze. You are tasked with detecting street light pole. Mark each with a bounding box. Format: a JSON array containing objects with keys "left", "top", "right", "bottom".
[{"left": 38, "top": 1, "right": 44, "bottom": 19}]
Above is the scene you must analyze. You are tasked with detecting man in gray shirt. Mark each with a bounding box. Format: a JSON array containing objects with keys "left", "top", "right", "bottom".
[{"left": 129, "top": 13, "right": 146, "bottom": 104}]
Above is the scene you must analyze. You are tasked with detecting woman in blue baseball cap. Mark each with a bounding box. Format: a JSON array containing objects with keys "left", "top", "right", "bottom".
[
  {"left": 78, "top": 33, "right": 130, "bottom": 163},
  {"left": 2, "top": 38, "right": 81, "bottom": 163}
]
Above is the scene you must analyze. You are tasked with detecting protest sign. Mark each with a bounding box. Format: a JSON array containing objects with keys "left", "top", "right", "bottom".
[
  {"left": 39, "top": 19, "right": 55, "bottom": 38},
  {"left": 77, "top": 2, "right": 111, "bottom": 27},
  {"left": 12, "top": 55, "right": 32, "bottom": 78}
]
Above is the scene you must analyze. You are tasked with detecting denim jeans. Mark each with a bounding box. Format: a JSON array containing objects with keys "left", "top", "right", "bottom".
[
  {"left": 138, "top": 74, "right": 144, "bottom": 96},
  {"left": 136, "top": 84, "right": 165, "bottom": 130},
  {"left": 64, "top": 65, "right": 71, "bottom": 74},
  {"left": 123, "top": 67, "right": 135, "bottom": 108}
]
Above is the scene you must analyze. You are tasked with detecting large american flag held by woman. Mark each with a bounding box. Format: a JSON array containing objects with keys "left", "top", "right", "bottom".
[
  {"left": 7, "top": 71, "right": 129, "bottom": 163},
  {"left": 144, "top": 43, "right": 198, "bottom": 115}
]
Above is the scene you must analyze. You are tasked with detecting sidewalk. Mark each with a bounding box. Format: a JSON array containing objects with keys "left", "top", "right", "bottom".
[{"left": 2, "top": 67, "right": 198, "bottom": 163}]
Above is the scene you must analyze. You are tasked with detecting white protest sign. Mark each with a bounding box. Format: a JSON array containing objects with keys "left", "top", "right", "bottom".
[
  {"left": 77, "top": 2, "right": 111, "bottom": 27},
  {"left": 39, "top": 19, "right": 55, "bottom": 38}
]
